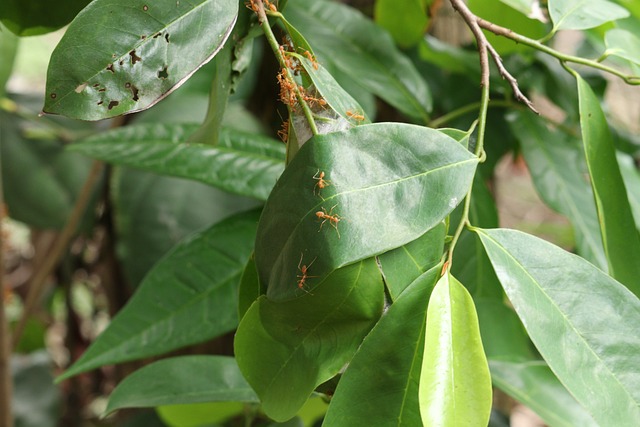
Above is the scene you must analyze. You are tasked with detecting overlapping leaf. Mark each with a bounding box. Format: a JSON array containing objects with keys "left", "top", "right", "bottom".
[
  {"left": 106, "top": 356, "right": 258, "bottom": 414},
  {"left": 577, "top": 76, "right": 640, "bottom": 294},
  {"left": 286, "top": 0, "right": 432, "bottom": 121},
  {"left": 548, "top": 0, "right": 629, "bottom": 31},
  {"left": 70, "top": 123, "right": 285, "bottom": 200},
  {"left": 323, "top": 266, "right": 440, "bottom": 426},
  {"left": 419, "top": 273, "right": 492, "bottom": 427},
  {"left": 43, "top": 0, "right": 238, "bottom": 120},
  {"left": 58, "top": 210, "right": 260, "bottom": 381},
  {"left": 476, "top": 228, "right": 640, "bottom": 426},
  {"left": 235, "top": 259, "right": 384, "bottom": 422},
  {"left": 255, "top": 123, "right": 478, "bottom": 301}
]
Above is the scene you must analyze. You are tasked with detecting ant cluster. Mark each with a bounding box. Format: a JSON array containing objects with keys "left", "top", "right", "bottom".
[{"left": 245, "top": 0, "right": 277, "bottom": 14}]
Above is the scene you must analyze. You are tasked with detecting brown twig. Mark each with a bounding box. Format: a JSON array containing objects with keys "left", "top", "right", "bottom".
[
  {"left": 448, "top": 0, "right": 538, "bottom": 114},
  {"left": 11, "top": 160, "right": 104, "bottom": 350},
  {"left": 0, "top": 159, "right": 13, "bottom": 427}
]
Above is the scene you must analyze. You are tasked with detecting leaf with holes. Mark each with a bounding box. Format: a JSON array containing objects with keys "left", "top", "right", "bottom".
[
  {"left": 69, "top": 123, "right": 285, "bottom": 201},
  {"left": 476, "top": 228, "right": 640, "bottom": 426},
  {"left": 548, "top": 0, "right": 629, "bottom": 31},
  {"left": 255, "top": 123, "right": 478, "bottom": 302},
  {"left": 57, "top": 210, "right": 259, "bottom": 381},
  {"left": 43, "top": 0, "right": 238, "bottom": 120}
]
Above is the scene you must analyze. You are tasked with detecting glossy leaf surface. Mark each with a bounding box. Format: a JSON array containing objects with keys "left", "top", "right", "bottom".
[
  {"left": 323, "top": 265, "right": 440, "bottom": 427},
  {"left": 0, "top": 0, "right": 90, "bottom": 36},
  {"left": 476, "top": 228, "right": 640, "bottom": 426},
  {"left": 510, "top": 111, "right": 606, "bottom": 270},
  {"left": 70, "top": 123, "right": 285, "bottom": 200},
  {"left": 577, "top": 76, "right": 640, "bottom": 294},
  {"left": 255, "top": 123, "right": 477, "bottom": 301},
  {"left": 59, "top": 210, "right": 259, "bottom": 380},
  {"left": 490, "top": 360, "right": 599, "bottom": 427},
  {"left": 43, "top": 0, "right": 238, "bottom": 120},
  {"left": 235, "top": 259, "right": 384, "bottom": 422},
  {"left": 419, "top": 273, "right": 492, "bottom": 427},
  {"left": 548, "top": 0, "right": 629, "bottom": 31},
  {"left": 287, "top": 0, "right": 432, "bottom": 121},
  {"left": 106, "top": 356, "right": 258, "bottom": 414}
]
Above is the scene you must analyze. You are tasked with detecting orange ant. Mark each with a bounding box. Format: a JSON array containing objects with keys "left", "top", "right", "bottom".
[
  {"left": 346, "top": 110, "right": 365, "bottom": 121},
  {"left": 277, "top": 119, "right": 289, "bottom": 143},
  {"left": 313, "top": 170, "right": 331, "bottom": 196},
  {"left": 303, "top": 50, "right": 319, "bottom": 70},
  {"left": 277, "top": 69, "right": 297, "bottom": 106},
  {"left": 316, "top": 204, "right": 341, "bottom": 238},
  {"left": 297, "top": 253, "right": 318, "bottom": 293}
]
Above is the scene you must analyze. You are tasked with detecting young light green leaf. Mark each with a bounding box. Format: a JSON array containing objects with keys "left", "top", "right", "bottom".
[
  {"left": 548, "top": 0, "right": 629, "bottom": 31},
  {"left": 106, "top": 356, "right": 257, "bottom": 415},
  {"left": 604, "top": 28, "right": 640, "bottom": 66},
  {"left": 374, "top": 0, "right": 429, "bottom": 48},
  {"left": 234, "top": 259, "right": 384, "bottom": 422},
  {"left": 419, "top": 272, "right": 492, "bottom": 427},
  {"left": 577, "top": 76, "right": 640, "bottom": 295},
  {"left": 476, "top": 228, "right": 640, "bottom": 426},
  {"left": 255, "top": 123, "right": 478, "bottom": 302},
  {"left": 509, "top": 111, "right": 606, "bottom": 270},
  {"left": 490, "top": 360, "right": 599, "bottom": 427},
  {"left": 57, "top": 210, "right": 260, "bottom": 381},
  {"left": 69, "top": 123, "right": 285, "bottom": 201},
  {"left": 287, "top": 0, "right": 432, "bottom": 121},
  {"left": 43, "top": 0, "right": 238, "bottom": 120},
  {"left": 323, "top": 265, "right": 441, "bottom": 426}
]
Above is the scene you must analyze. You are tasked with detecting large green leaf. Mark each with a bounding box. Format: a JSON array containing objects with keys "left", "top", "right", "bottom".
[
  {"left": 70, "top": 123, "right": 285, "bottom": 201},
  {"left": 476, "top": 299, "right": 534, "bottom": 362},
  {"left": 286, "top": 0, "right": 432, "bottom": 121},
  {"left": 419, "top": 272, "right": 492, "bottom": 427},
  {"left": 509, "top": 111, "right": 606, "bottom": 270},
  {"left": 323, "top": 265, "right": 441, "bottom": 427},
  {"left": 490, "top": 361, "right": 599, "bottom": 427},
  {"left": 43, "top": 0, "right": 238, "bottom": 120},
  {"left": 577, "top": 76, "right": 640, "bottom": 294},
  {"left": 0, "top": 109, "right": 95, "bottom": 230},
  {"left": 0, "top": 0, "right": 90, "bottom": 36},
  {"left": 111, "top": 167, "right": 258, "bottom": 286},
  {"left": 58, "top": 210, "right": 259, "bottom": 381},
  {"left": 378, "top": 222, "right": 445, "bottom": 300},
  {"left": 234, "top": 259, "right": 384, "bottom": 422},
  {"left": 476, "top": 228, "right": 640, "bottom": 426},
  {"left": 255, "top": 123, "right": 478, "bottom": 302},
  {"left": 374, "top": 0, "right": 429, "bottom": 48},
  {"left": 105, "top": 356, "right": 258, "bottom": 414},
  {"left": 548, "top": 0, "right": 630, "bottom": 31}
]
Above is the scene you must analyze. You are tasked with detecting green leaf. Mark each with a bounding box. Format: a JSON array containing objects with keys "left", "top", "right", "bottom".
[
  {"left": 374, "top": 0, "right": 429, "bottom": 48},
  {"left": 419, "top": 272, "right": 492, "bottom": 427},
  {"left": 0, "top": 25, "right": 18, "bottom": 95},
  {"left": 378, "top": 222, "right": 445, "bottom": 300},
  {"left": 617, "top": 151, "right": 640, "bottom": 230},
  {"left": 577, "top": 76, "right": 640, "bottom": 294},
  {"left": 548, "top": 0, "right": 630, "bottom": 31},
  {"left": 157, "top": 402, "right": 243, "bottom": 427},
  {"left": 499, "top": 0, "right": 547, "bottom": 21},
  {"left": 323, "top": 265, "right": 441, "bottom": 427},
  {"left": 476, "top": 228, "right": 640, "bottom": 426},
  {"left": 255, "top": 123, "right": 478, "bottom": 301},
  {"left": 0, "top": 0, "right": 90, "bottom": 36},
  {"left": 70, "top": 123, "right": 285, "bottom": 201},
  {"left": 106, "top": 356, "right": 257, "bottom": 414},
  {"left": 476, "top": 299, "right": 534, "bottom": 361},
  {"left": 604, "top": 28, "right": 640, "bottom": 66},
  {"left": 287, "top": 0, "right": 432, "bottom": 121},
  {"left": 237, "top": 254, "right": 264, "bottom": 320},
  {"left": 58, "top": 210, "right": 259, "bottom": 381},
  {"left": 234, "top": 259, "right": 384, "bottom": 422},
  {"left": 509, "top": 111, "right": 606, "bottom": 270},
  {"left": 43, "top": 0, "right": 238, "bottom": 120},
  {"left": 0, "top": 109, "right": 95, "bottom": 230},
  {"left": 490, "top": 360, "right": 599, "bottom": 427}
]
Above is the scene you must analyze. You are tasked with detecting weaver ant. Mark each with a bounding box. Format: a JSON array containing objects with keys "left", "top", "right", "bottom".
[
  {"left": 316, "top": 204, "right": 341, "bottom": 238},
  {"left": 346, "top": 110, "right": 365, "bottom": 121},
  {"left": 313, "top": 170, "right": 331, "bottom": 196},
  {"left": 296, "top": 253, "right": 318, "bottom": 293}
]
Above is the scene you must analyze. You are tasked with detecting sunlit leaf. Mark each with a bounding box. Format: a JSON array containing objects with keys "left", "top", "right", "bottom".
[
  {"left": 604, "top": 28, "right": 640, "bottom": 66},
  {"left": 548, "top": 0, "right": 629, "bottom": 31}
]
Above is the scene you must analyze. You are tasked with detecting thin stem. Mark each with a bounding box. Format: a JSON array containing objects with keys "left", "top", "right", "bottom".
[
  {"left": 476, "top": 18, "right": 640, "bottom": 85},
  {"left": 254, "top": 1, "right": 318, "bottom": 135},
  {"left": 0, "top": 142, "right": 14, "bottom": 427},
  {"left": 12, "top": 161, "right": 104, "bottom": 349},
  {"left": 428, "top": 99, "right": 514, "bottom": 128}
]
